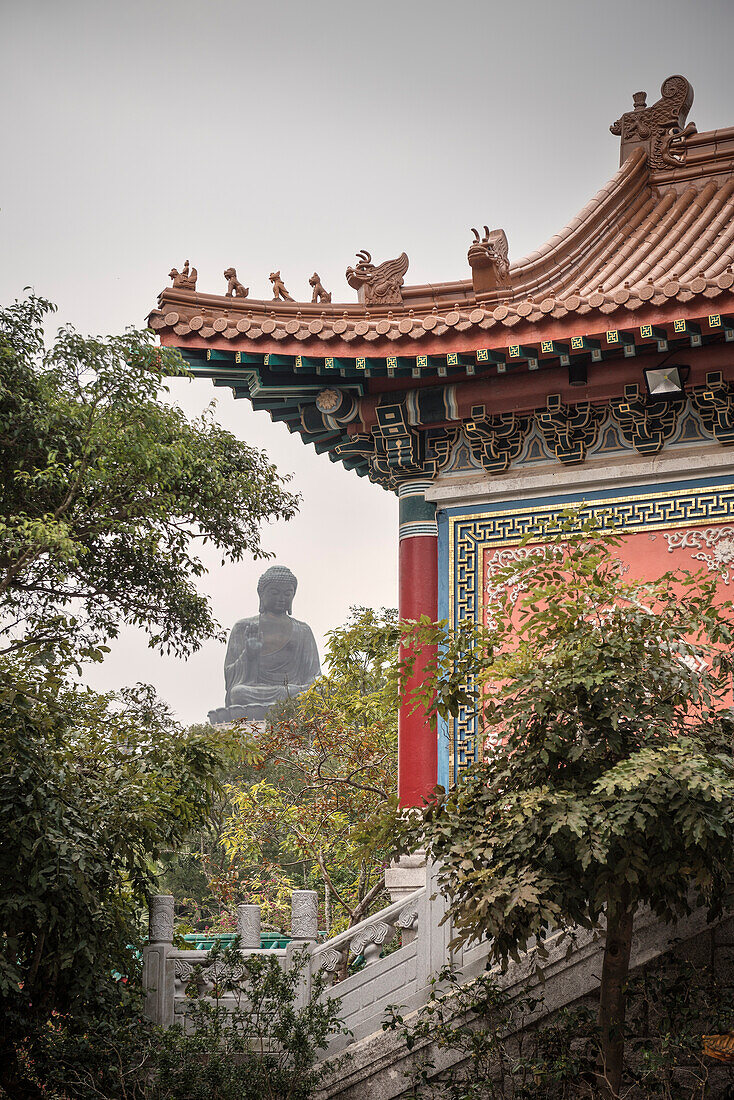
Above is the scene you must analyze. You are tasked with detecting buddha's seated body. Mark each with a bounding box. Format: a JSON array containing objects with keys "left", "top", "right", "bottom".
[{"left": 209, "top": 566, "right": 321, "bottom": 723}]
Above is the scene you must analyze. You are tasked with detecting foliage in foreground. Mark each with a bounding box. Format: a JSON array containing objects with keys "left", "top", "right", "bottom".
[
  {"left": 0, "top": 290, "right": 300, "bottom": 1096},
  {"left": 384, "top": 957, "right": 734, "bottom": 1098},
  {"left": 25, "top": 943, "right": 345, "bottom": 1100},
  {"left": 0, "top": 660, "right": 252, "bottom": 1100},
  {"left": 399, "top": 512, "right": 734, "bottom": 1097}
]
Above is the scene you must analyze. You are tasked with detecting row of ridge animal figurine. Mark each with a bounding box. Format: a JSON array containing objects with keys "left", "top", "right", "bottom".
[
  {"left": 167, "top": 250, "right": 413, "bottom": 307},
  {"left": 167, "top": 233, "right": 507, "bottom": 306},
  {"left": 168, "top": 262, "right": 331, "bottom": 304},
  {"left": 167, "top": 252, "right": 414, "bottom": 307}
]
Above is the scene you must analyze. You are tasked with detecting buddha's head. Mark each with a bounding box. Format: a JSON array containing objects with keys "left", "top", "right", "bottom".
[{"left": 257, "top": 566, "right": 297, "bottom": 615}]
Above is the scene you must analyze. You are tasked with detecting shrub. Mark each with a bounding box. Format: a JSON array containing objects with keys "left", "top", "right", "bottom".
[{"left": 27, "top": 942, "right": 346, "bottom": 1100}]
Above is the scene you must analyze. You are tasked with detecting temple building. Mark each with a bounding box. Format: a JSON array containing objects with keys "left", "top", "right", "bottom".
[{"left": 149, "top": 75, "right": 734, "bottom": 807}]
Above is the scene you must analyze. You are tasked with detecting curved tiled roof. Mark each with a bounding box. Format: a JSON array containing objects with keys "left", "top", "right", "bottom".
[{"left": 150, "top": 128, "right": 734, "bottom": 350}]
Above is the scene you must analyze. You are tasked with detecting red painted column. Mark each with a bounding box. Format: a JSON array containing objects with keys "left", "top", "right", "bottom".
[{"left": 398, "top": 481, "right": 438, "bottom": 806}]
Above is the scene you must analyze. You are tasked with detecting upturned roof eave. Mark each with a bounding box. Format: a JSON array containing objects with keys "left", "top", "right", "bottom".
[{"left": 156, "top": 287, "right": 734, "bottom": 364}]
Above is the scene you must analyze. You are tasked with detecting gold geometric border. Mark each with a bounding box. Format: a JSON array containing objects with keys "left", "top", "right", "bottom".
[{"left": 447, "top": 480, "right": 734, "bottom": 785}]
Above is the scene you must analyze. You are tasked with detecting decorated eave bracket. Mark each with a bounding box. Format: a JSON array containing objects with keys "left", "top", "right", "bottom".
[
  {"left": 169, "top": 313, "right": 734, "bottom": 491},
  {"left": 609, "top": 384, "right": 684, "bottom": 455},
  {"left": 692, "top": 371, "right": 734, "bottom": 446}
]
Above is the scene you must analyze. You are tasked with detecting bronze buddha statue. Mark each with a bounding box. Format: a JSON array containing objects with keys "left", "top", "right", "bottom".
[{"left": 208, "top": 566, "right": 321, "bottom": 723}]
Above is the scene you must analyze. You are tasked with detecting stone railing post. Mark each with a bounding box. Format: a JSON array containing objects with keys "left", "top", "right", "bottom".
[
  {"left": 385, "top": 850, "right": 427, "bottom": 945},
  {"left": 149, "top": 894, "right": 174, "bottom": 944},
  {"left": 237, "top": 903, "right": 262, "bottom": 949},
  {"left": 385, "top": 849, "right": 427, "bottom": 903},
  {"left": 143, "top": 895, "right": 175, "bottom": 1027},
  {"left": 291, "top": 889, "right": 319, "bottom": 941},
  {"left": 423, "top": 861, "right": 453, "bottom": 981},
  {"left": 288, "top": 889, "right": 318, "bottom": 1008}
]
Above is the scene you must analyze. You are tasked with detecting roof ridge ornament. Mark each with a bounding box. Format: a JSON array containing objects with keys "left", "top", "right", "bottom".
[
  {"left": 270, "top": 271, "right": 294, "bottom": 301},
  {"left": 610, "top": 75, "right": 696, "bottom": 169},
  {"left": 346, "top": 250, "right": 410, "bottom": 306},
  {"left": 224, "top": 267, "right": 249, "bottom": 298},
  {"left": 169, "top": 259, "right": 197, "bottom": 291},
  {"left": 468, "top": 226, "right": 510, "bottom": 295},
  {"left": 309, "top": 272, "right": 331, "bottom": 303}
]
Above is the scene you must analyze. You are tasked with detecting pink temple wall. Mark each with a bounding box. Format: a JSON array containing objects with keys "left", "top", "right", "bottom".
[{"left": 482, "top": 523, "right": 734, "bottom": 622}]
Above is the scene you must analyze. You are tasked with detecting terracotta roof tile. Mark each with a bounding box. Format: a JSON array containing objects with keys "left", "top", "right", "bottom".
[{"left": 150, "top": 130, "right": 734, "bottom": 349}]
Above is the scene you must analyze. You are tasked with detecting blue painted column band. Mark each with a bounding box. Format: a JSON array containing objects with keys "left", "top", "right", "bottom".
[{"left": 399, "top": 480, "right": 438, "bottom": 541}]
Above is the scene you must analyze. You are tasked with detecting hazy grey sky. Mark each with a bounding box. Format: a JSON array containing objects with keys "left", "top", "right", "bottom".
[{"left": 2, "top": 0, "right": 732, "bottom": 723}]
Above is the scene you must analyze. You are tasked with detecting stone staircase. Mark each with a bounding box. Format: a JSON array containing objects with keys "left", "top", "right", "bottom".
[{"left": 143, "top": 865, "right": 731, "bottom": 1099}]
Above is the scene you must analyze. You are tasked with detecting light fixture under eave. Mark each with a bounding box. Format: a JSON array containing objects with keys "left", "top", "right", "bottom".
[{"left": 643, "top": 364, "right": 690, "bottom": 398}]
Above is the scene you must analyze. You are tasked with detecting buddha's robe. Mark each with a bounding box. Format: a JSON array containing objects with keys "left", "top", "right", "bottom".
[{"left": 224, "top": 615, "right": 321, "bottom": 711}]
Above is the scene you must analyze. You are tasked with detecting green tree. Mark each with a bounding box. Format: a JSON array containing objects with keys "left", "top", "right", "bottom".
[
  {"left": 0, "top": 294, "right": 298, "bottom": 658},
  {"left": 401, "top": 514, "right": 734, "bottom": 1098},
  {"left": 0, "top": 661, "right": 253, "bottom": 1099},
  {"left": 0, "top": 292, "right": 299, "bottom": 1098}
]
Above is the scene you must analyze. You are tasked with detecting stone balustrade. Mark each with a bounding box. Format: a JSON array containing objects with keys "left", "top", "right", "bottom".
[
  {"left": 143, "top": 888, "right": 320, "bottom": 1029},
  {"left": 142, "top": 863, "right": 473, "bottom": 1044},
  {"left": 142, "top": 864, "right": 728, "bottom": 1098}
]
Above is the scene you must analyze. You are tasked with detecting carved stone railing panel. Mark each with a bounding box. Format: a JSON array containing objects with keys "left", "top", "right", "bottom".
[
  {"left": 312, "top": 889, "right": 425, "bottom": 974},
  {"left": 397, "top": 900, "right": 420, "bottom": 929},
  {"left": 351, "top": 919, "right": 395, "bottom": 965},
  {"left": 317, "top": 947, "right": 344, "bottom": 975}
]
